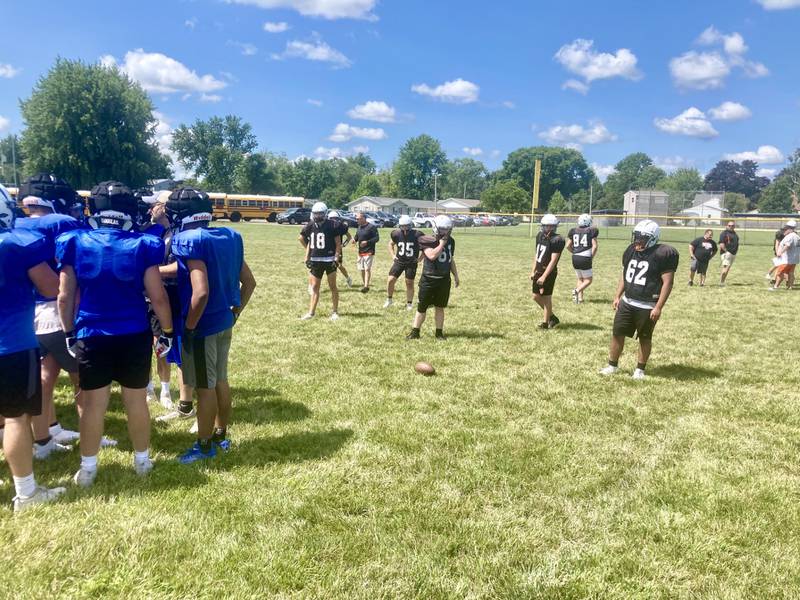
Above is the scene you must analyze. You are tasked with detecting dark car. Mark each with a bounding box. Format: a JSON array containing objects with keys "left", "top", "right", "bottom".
[
  {"left": 450, "top": 214, "right": 474, "bottom": 228},
  {"left": 336, "top": 212, "right": 359, "bottom": 228},
  {"left": 376, "top": 211, "right": 399, "bottom": 227},
  {"left": 277, "top": 207, "right": 312, "bottom": 224}
]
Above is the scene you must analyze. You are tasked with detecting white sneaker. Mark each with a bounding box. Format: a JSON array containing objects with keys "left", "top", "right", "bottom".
[
  {"left": 156, "top": 408, "right": 196, "bottom": 422},
  {"left": 329, "top": 312, "right": 339, "bottom": 321},
  {"left": 383, "top": 298, "right": 393, "bottom": 308},
  {"left": 33, "top": 438, "right": 73, "bottom": 460},
  {"left": 73, "top": 468, "right": 97, "bottom": 488},
  {"left": 572, "top": 289, "right": 579, "bottom": 304},
  {"left": 632, "top": 368, "right": 646, "bottom": 380},
  {"left": 134, "top": 458, "right": 154, "bottom": 476},
  {"left": 346, "top": 276, "right": 353, "bottom": 288},
  {"left": 599, "top": 365, "right": 619, "bottom": 376},
  {"left": 146, "top": 384, "right": 157, "bottom": 403},
  {"left": 101, "top": 436, "right": 118, "bottom": 448},
  {"left": 52, "top": 428, "right": 80, "bottom": 444},
  {"left": 768, "top": 287, "right": 777, "bottom": 292},
  {"left": 406, "top": 303, "right": 413, "bottom": 311},
  {"left": 160, "top": 392, "right": 174, "bottom": 411},
  {"left": 300, "top": 312, "right": 315, "bottom": 321},
  {"left": 13, "top": 485, "right": 66, "bottom": 512},
  {"left": 189, "top": 419, "right": 198, "bottom": 434}
]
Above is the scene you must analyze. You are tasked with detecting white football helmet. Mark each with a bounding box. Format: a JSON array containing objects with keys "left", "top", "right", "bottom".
[
  {"left": 432, "top": 214, "right": 453, "bottom": 237},
  {"left": 577, "top": 213, "right": 592, "bottom": 227},
  {"left": 632, "top": 219, "right": 660, "bottom": 249},
  {"left": 311, "top": 201, "right": 328, "bottom": 222},
  {"left": 0, "top": 184, "right": 15, "bottom": 229},
  {"left": 540, "top": 213, "right": 559, "bottom": 232},
  {"left": 398, "top": 215, "right": 412, "bottom": 227},
  {"left": 328, "top": 210, "right": 340, "bottom": 219}
]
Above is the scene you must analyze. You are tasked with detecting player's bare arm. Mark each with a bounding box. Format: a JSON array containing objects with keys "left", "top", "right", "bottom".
[
  {"left": 185, "top": 259, "right": 210, "bottom": 330},
  {"left": 423, "top": 236, "right": 449, "bottom": 261},
  {"left": 650, "top": 271, "right": 675, "bottom": 322},
  {"left": 159, "top": 262, "right": 178, "bottom": 279},
  {"left": 29, "top": 261, "right": 59, "bottom": 299},
  {"left": 235, "top": 260, "right": 257, "bottom": 318},
  {"left": 612, "top": 276, "right": 625, "bottom": 311},
  {"left": 565, "top": 238, "right": 574, "bottom": 253},
  {"left": 335, "top": 235, "right": 342, "bottom": 264},
  {"left": 144, "top": 265, "right": 174, "bottom": 334},
  {"left": 591, "top": 237, "right": 598, "bottom": 258},
  {"left": 450, "top": 258, "right": 459, "bottom": 288},
  {"left": 298, "top": 233, "right": 308, "bottom": 248},
  {"left": 57, "top": 266, "right": 78, "bottom": 332},
  {"left": 388, "top": 240, "right": 397, "bottom": 260}
]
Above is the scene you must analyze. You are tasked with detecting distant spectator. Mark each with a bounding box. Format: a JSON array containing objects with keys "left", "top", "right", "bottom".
[
  {"left": 354, "top": 213, "right": 379, "bottom": 293},
  {"left": 771, "top": 220, "right": 800, "bottom": 291},
  {"left": 688, "top": 229, "right": 717, "bottom": 287},
  {"left": 766, "top": 224, "right": 789, "bottom": 284},
  {"left": 718, "top": 221, "right": 739, "bottom": 286}
]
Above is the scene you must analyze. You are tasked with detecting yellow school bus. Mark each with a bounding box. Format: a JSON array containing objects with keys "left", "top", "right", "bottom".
[{"left": 209, "top": 193, "right": 305, "bottom": 222}]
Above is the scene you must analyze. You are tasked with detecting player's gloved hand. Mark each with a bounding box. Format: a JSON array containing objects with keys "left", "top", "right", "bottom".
[
  {"left": 155, "top": 329, "right": 174, "bottom": 358},
  {"left": 183, "top": 328, "right": 196, "bottom": 354},
  {"left": 64, "top": 331, "right": 79, "bottom": 358}
]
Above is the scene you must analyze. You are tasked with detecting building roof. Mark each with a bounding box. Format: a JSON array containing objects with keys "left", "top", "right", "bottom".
[
  {"left": 441, "top": 197, "right": 481, "bottom": 208},
  {"left": 347, "top": 196, "right": 437, "bottom": 210}
]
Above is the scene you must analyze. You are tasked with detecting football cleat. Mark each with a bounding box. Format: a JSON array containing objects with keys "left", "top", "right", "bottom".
[
  {"left": 360, "top": 286, "right": 369, "bottom": 293},
  {"left": 52, "top": 428, "right": 80, "bottom": 444},
  {"left": 134, "top": 458, "right": 154, "bottom": 476},
  {"left": 572, "top": 289, "right": 579, "bottom": 303},
  {"left": 216, "top": 439, "right": 232, "bottom": 453},
  {"left": 189, "top": 420, "right": 198, "bottom": 434},
  {"left": 435, "top": 331, "right": 447, "bottom": 341},
  {"left": 383, "top": 298, "right": 393, "bottom": 308},
  {"left": 156, "top": 408, "right": 196, "bottom": 423},
  {"left": 406, "top": 329, "right": 420, "bottom": 340},
  {"left": 599, "top": 365, "right": 619, "bottom": 376},
  {"left": 329, "top": 312, "right": 340, "bottom": 321},
  {"left": 299, "top": 312, "right": 315, "bottom": 321},
  {"left": 632, "top": 369, "right": 646, "bottom": 380},
  {"left": 406, "top": 302, "right": 414, "bottom": 311},
  {"left": 548, "top": 314, "right": 560, "bottom": 329},
  {"left": 33, "top": 439, "right": 73, "bottom": 460},
  {"left": 13, "top": 485, "right": 66, "bottom": 512},
  {"left": 146, "top": 384, "right": 157, "bottom": 403},
  {"left": 538, "top": 322, "right": 550, "bottom": 330},
  {"left": 178, "top": 442, "right": 217, "bottom": 464},
  {"left": 687, "top": 281, "right": 693, "bottom": 286},
  {"left": 73, "top": 468, "right": 98, "bottom": 488},
  {"left": 160, "top": 392, "right": 174, "bottom": 411}
]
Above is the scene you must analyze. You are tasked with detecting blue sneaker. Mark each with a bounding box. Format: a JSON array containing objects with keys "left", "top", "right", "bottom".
[
  {"left": 216, "top": 439, "right": 231, "bottom": 452},
  {"left": 178, "top": 442, "right": 217, "bottom": 464}
]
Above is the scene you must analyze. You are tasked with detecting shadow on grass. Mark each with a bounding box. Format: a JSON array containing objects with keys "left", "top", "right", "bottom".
[
  {"left": 648, "top": 363, "right": 722, "bottom": 381},
  {"left": 583, "top": 298, "right": 610, "bottom": 305},
  {"left": 340, "top": 311, "right": 380, "bottom": 318},
  {"left": 555, "top": 322, "right": 604, "bottom": 331},
  {"left": 445, "top": 330, "right": 506, "bottom": 340},
  {"left": 221, "top": 428, "right": 354, "bottom": 468}
]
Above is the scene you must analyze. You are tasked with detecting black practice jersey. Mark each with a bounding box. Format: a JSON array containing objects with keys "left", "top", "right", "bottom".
[
  {"left": 567, "top": 226, "right": 598, "bottom": 255},
  {"left": 301, "top": 219, "right": 340, "bottom": 259},
  {"left": 534, "top": 231, "right": 565, "bottom": 271},
  {"left": 621, "top": 243, "right": 679, "bottom": 305},
  {"left": 391, "top": 228, "right": 421, "bottom": 264},
  {"left": 421, "top": 236, "right": 455, "bottom": 279}
]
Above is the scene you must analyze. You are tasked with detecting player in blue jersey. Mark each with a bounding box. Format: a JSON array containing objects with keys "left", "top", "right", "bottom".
[
  {"left": 162, "top": 188, "right": 256, "bottom": 464},
  {"left": 56, "top": 182, "right": 175, "bottom": 487},
  {"left": 0, "top": 185, "right": 67, "bottom": 511}
]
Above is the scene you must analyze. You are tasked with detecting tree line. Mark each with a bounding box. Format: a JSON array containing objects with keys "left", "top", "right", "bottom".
[{"left": 6, "top": 58, "right": 800, "bottom": 214}]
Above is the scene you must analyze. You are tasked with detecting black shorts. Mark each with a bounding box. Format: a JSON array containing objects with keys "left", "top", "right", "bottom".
[
  {"left": 532, "top": 270, "right": 558, "bottom": 297},
  {"left": 38, "top": 330, "right": 79, "bottom": 373},
  {"left": 0, "top": 348, "right": 42, "bottom": 418},
  {"left": 613, "top": 300, "right": 656, "bottom": 340},
  {"left": 693, "top": 258, "right": 710, "bottom": 275},
  {"left": 77, "top": 330, "right": 153, "bottom": 391},
  {"left": 418, "top": 276, "right": 451, "bottom": 312},
  {"left": 389, "top": 260, "right": 418, "bottom": 280},
  {"left": 309, "top": 261, "right": 337, "bottom": 279},
  {"left": 572, "top": 255, "right": 593, "bottom": 271}
]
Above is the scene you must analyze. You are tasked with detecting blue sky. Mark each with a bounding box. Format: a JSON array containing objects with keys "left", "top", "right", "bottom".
[{"left": 1, "top": 0, "right": 799, "bottom": 180}]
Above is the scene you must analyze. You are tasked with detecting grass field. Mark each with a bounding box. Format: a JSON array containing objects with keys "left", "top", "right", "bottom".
[{"left": 3, "top": 222, "right": 800, "bottom": 599}]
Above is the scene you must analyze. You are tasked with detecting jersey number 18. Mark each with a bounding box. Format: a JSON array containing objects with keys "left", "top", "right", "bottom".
[{"left": 309, "top": 233, "right": 326, "bottom": 249}]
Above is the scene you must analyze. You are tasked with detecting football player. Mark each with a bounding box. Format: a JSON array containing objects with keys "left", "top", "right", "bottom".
[
  {"left": 56, "top": 181, "right": 175, "bottom": 486},
  {"left": 531, "top": 214, "right": 565, "bottom": 329},
  {"left": 163, "top": 188, "right": 256, "bottom": 463},
  {"left": 385, "top": 215, "right": 421, "bottom": 310},
  {"left": 0, "top": 185, "right": 66, "bottom": 511},
  {"left": 600, "top": 220, "right": 678, "bottom": 380},
  {"left": 688, "top": 229, "right": 717, "bottom": 287},
  {"left": 565, "top": 213, "right": 598, "bottom": 303},
  {"left": 328, "top": 210, "right": 353, "bottom": 288},
  {"left": 406, "top": 215, "right": 459, "bottom": 340},
  {"left": 299, "top": 202, "right": 342, "bottom": 321}
]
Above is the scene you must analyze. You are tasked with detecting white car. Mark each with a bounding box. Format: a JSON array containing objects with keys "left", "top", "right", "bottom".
[{"left": 412, "top": 213, "right": 435, "bottom": 228}]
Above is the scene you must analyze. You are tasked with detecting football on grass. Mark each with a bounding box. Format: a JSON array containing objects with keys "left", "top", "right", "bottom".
[{"left": 415, "top": 361, "right": 436, "bottom": 376}]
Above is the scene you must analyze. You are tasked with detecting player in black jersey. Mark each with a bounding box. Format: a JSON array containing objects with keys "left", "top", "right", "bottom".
[
  {"left": 328, "top": 210, "right": 353, "bottom": 288},
  {"left": 600, "top": 220, "right": 679, "bottom": 380},
  {"left": 406, "top": 215, "right": 459, "bottom": 340},
  {"left": 385, "top": 215, "right": 422, "bottom": 310},
  {"left": 531, "top": 214, "right": 565, "bottom": 329},
  {"left": 565, "top": 213, "right": 599, "bottom": 303},
  {"left": 299, "top": 202, "right": 342, "bottom": 321}
]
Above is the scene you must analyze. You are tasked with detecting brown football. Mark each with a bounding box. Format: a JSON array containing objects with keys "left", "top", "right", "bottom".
[{"left": 415, "top": 361, "right": 436, "bottom": 376}]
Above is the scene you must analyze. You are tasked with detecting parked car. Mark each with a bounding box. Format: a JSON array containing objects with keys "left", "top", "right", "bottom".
[
  {"left": 376, "top": 211, "right": 399, "bottom": 227},
  {"left": 472, "top": 215, "right": 491, "bottom": 227},
  {"left": 337, "top": 211, "right": 359, "bottom": 228},
  {"left": 450, "top": 214, "right": 474, "bottom": 227},
  {"left": 276, "top": 207, "right": 312, "bottom": 224},
  {"left": 363, "top": 211, "right": 387, "bottom": 227},
  {"left": 412, "top": 213, "right": 436, "bottom": 228}
]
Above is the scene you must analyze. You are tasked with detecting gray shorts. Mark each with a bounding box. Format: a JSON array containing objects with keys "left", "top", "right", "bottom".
[
  {"left": 38, "top": 330, "right": 79, "bottom": 374},
  {"left": 181, "top": 328, "right": 232, "bottom": 389}
]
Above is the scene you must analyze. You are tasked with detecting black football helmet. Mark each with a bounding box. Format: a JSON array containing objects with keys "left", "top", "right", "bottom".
[
  {"left": 165, "top": 187, "right": 213, "bottom": 230},
  {"left": 87, "top": 181, "right": 137, "bottom": 230},
  {"left": 18, "top": 173, "right": 76, "bottom": 214}
]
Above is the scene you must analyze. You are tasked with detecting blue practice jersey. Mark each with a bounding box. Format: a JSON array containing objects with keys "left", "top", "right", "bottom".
[
  {"left": 0, "top": 229, "right": 52, "bottom": 355},
  {"left": 15, "top": 214, "right": 82, "bottom": 302},
  {"left": 171, "top": 227, "right": 243, "bottom": 337},
  {"left": 56, "top": 228, "right": 165, "bottom": 339}
]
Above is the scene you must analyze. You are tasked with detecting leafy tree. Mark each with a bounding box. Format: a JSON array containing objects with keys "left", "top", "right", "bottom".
[
  {"left": 348, "top": 153, "right": 376, "bottom": 175},
  {"left": 375, "top": 167, "right": 400, "bottom": 198},
  {"left": 320, "top": 183, "right": 352, "bottom": 208},
  {"left": 282, "top": 157, "right": 335, "bottom": 199},
  {"left": 658, "top": 167, "right": 703, "bottom": 192},
  {"left": 172, "top": 115, "right": 257, "bottom": 192},
  {"left": 703, "top": 160, "right": 769, "bottom": 202},
  {"left": 569, "top": 189, "right": 591, "bottom": 213},
  {"left": 600, "top": 152, "right": 666, "bottom": 209},
  {"left": 776, "top": 148, "right": 800, "bottom": 207},
  {"left": 480, "top": 180, "right": 529, "bottom": 213},
  {"left": 758, "top": 176, "right": 794, "bottom": 213},
  {"left": 497, "top": 146, "right": 593, "bottom": 208},
  {"left": 724, "top": 192, "right": 749, "bottom": 214},
  {"left": 353, "top": 174, "right": 383, "bottom": 199},
  {"left": 440, "top": 158, "right": 489, "bottom": 199},
  {"left": 0, "top": 135, "right": 23, "bottom": 185},
  {"left": 394, "top": 135, "right": 448, "bottom": 200},
  {"left": 548, "top": 190, "right": 567, "bottom": 213},
  {"left": 233, "top": 153, "right": 281, "bottom": 194},
  {"left": 20, "top": 58, "right": 170, "bottom": 188}
]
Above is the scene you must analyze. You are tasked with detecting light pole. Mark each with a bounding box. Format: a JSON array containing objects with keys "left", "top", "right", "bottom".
[{"left": 432, "top": 170, "right": 440, "bottom": 213}]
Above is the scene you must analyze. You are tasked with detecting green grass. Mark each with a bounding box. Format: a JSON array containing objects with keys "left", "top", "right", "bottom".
[{"left": 3, "top": 223, "right": 800, "bottom": 599}]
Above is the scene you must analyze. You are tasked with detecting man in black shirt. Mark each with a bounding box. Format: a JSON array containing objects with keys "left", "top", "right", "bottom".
[
  {"left": 354, "top": 213, "right": 379, "bottom": 293},
  {"left": 718, "top": 220, "right": 739, "bottom": 286},
  {"left": 600, "top": 220, "right": 678, "bottom": 380},
  {"left": 688, "top": 229, "right": 717, "bottom": 286},
  {"left": 531, "top": 214, "right": 565, "bottom": 329},
  {"left": 328, "top": 210, "right": 353, "bottom": 288},
  {"left": 385, "top": 215, "right": 421, "bottom": 310},
  {"left": 299, "top": 202, "right": 342, "bottom": 321}
]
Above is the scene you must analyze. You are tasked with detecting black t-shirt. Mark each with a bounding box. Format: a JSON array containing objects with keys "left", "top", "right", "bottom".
[
  {"left": 421, "top": 236, "right": 455, "bottom": 279},
  {"left": 391, "top": 228, "right": 421, "bottom": 265},
  {"left": 690, "top": 237, "right": 717, "bottom": 261},
  {"left": 719, "top": 230, "right": 739, "bottom": 255},
  {"left": 534, "top": 231, "right": 565, "bottom": 272},
  {"left": 301, "top": 219, "right": 340, "bottom": 260},
  {"left": 355, "top": 223, "right": 379, "bottom": 255},
  {"left": 621, "top": 243, "right": 679, "bottom": 305},
  {"left": 567, "top": 226, "right": 598, "bottom": 255}
]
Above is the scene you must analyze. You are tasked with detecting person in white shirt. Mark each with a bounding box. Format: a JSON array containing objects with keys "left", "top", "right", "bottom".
[{"left": 772, "top": 220, "right": 800, "bottom": 290}]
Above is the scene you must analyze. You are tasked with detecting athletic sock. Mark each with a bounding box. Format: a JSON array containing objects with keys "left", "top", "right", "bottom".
[
  {"left": 608, "top": 359, "right": 619, "bottom": 368},
  {"left": 212, "top": 427, "right": 227, "bottom": 443},
  {"left": 198, "top": 438, "right": 214, "bottom": 454},
  {"left": 636, "top": 362, "right": 646, "bottom": 371},
  {"left": 81, "top": 454, "right": 98, "bottom": 473},
  {"left": 178, "top": 401, "right": 193, "bottom": 415},
  {"left": 160, "top": 382, "right": 170, "bottom": 394},
  {"left": 13, "top": 473, "right": 36, "bottom": 498},
  {"left": 134, "top": 449, "right": 150, "bottom": 464},
  {"left": 34, "top": 435, "right": 52, "bottom": 447}
]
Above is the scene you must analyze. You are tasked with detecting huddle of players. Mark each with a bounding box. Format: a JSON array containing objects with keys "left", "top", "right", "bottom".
[
  {"left": 299, "top": 202, "right": 459, "bottom": 339},
  {"left": 531, "top": 212, "right": 679, "bottom": 380},
  {"left": 0, "top": 174, "right": 255, "bottom": 511}
]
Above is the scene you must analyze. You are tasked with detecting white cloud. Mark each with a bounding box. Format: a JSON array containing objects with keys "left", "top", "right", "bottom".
[
  {"left": 654, "top": 107, "right": 719, "bottom": 138},
  {"left": 263, "top": 21, "right": 290, "bottom": 32},
  {"left": 228, "top": 41, "right": 258, "bottom": 56},
  {"left": 654, "top": 156, "right": 694, "bottom": 172},
  {"left": 101, "top": 50, "right": 227, "bottom": 94},
  {"left": 307, "top": 98, "right": 323, "bottom": 107},
  {"left": 708, "top": 101, "right": 752, "bottom": 121},
  {"left": 670, "top": 28, "right": 768, "bottom": 90},
  {"left": 185, "top": 18, "right": 198, "bottom": 30},
  {"left": 591, "top": 163, "right": 616, "bottom": 182},
  {"left": 328, "top": 123, "right": 386, "bottom": 142},
  {"left": 200, "top": 93, "right": 223, "bottom": 103},
  {"left": 757, "top": 0, "right": 800, "bottom": 9},
  {"left": 227, "top": 0, "right": 377, "bottom": 20},
  {"left": 724, "top": 145, "right": 785, "bottom": 164},
  {"left": 757, "top": 167, "right": 778, "bottom": 178},
  {"left": 152, "top": 112, "right": 188, "bottom": 179},
  {"left": 352, "top": 145, "right": 369, "bottom": 154},
  {"left": 347, "top": 100, "right": 396, "bottom": 123},
  {"left": 0, "top": 115, "right": 10, "bottom": 134},
  {"left": 314, "top": 146, "right": 345, "bottom": 159},
  {"left": 271, "top": 38, "right": 351, "bottom": 68},
  {"left": 411, "top": 78, "right": 479, "bottom": 104},
  {"left": 0, "top": 63, "right": 20, "bottom": 78},
  {"left": 502, "top": 100, "right": 516, "bottom": 109},
  {"left": 462, "top": 147, "right": 483, "bottom": 156},
  {"left": 554, "top": 39, "right": 641, "bottom": 93},
  {"left": 539, "top": 121, "right": 617, "bottom": 149}
]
